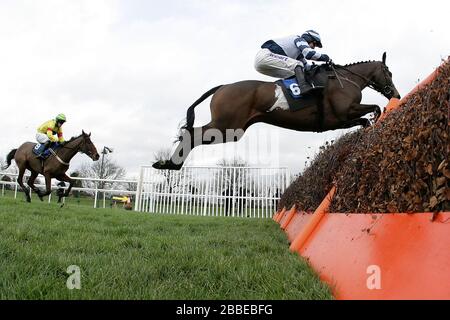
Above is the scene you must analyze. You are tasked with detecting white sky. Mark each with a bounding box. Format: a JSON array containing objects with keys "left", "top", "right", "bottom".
[{"left": 0, "top": 0, "right": 449, "bottom": 177}]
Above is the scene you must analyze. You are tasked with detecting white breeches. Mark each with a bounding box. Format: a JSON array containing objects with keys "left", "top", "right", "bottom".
[
  {"left": 36, "top": 133, "right": 50, "bottom": 144},
  {"left": 254, "top": 48, "right": 304, "bottom": 78}
]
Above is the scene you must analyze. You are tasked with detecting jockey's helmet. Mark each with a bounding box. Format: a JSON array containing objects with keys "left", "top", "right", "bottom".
[
  {"left": 56, "top": 113, "right": 66, "bottom": 123},
  {"left": 302, "top": 30, "right": 323, "bottom": 48}
]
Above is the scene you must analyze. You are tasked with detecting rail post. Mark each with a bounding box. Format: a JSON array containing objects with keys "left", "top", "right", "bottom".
[{"left": 134, "top": 166, "right": 144, "bottom": 212}]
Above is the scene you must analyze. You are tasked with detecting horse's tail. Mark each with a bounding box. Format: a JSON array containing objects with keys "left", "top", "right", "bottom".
[
  {"left": 177, "top": 85, "right": 223, "bottom": 141},
  {"left": 2, "top": 149, "right": 17, "bottom": 170}
]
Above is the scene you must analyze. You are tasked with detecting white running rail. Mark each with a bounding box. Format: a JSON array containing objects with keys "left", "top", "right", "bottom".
[{"left": 135, "top": 166, "right": 291, "bottom": 218}]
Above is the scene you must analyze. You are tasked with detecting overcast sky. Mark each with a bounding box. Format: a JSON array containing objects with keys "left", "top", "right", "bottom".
[{"left": 0, "top": 0, "right": 449, "bottom": 177}]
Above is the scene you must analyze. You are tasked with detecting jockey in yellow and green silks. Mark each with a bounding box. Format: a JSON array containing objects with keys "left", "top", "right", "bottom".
[{"left": 35, "top": 113, "right": 66, "bottom": 158}]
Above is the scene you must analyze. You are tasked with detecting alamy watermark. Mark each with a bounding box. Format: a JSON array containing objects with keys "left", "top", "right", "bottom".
[
  {"left": 366, "top": 265, "right": 381, "bottom": 290},
  {"left": 66, "top": 265, "right": 81, "bottom": 290},
  {"left": 173, "top": 127, "right": 281, "bottom": 167}
]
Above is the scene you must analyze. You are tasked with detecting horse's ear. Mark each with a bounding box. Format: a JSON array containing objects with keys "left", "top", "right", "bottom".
[
  {"left": 82, "top": 130, "right": 86, "bottom": 136},
  {"left": 382, "top": 52, "right": 387, "bottom": 65},
  {"left": 88, "top": 132, "right": 91, "bottom": 137}
]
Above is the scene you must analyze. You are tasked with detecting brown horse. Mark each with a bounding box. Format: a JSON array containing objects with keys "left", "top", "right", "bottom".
[
  {"left": 153, "top": 53, "right": 401, "bottom": 170},
  {"left": 2, "top": 131, "right": 100, "bottom": 202}
]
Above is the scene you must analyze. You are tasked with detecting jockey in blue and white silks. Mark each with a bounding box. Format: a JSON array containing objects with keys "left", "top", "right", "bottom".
[{"left": 255, "top": 30, "right": 331, "bottom": 95}]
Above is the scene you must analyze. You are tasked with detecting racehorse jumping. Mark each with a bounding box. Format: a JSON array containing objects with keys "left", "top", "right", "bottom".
[
  {"left": 2, "top": 131, "right": 100, "bottom": 202},
  {"left": 153, "top": 53, "right": 400, "bottom": 171}
]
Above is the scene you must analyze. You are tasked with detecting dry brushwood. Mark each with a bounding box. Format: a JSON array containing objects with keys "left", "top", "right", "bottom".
[
  {"left": 280, "top": 59, "right": 449, "bottom": 213},
  {"left": 278, "top": 131, "right": 363, "bottom": 211}
]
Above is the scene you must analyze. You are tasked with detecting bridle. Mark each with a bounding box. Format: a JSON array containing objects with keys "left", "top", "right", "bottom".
[
  {"left": 332, "top": 63, "right": 395, "bottom": 98},
  {"left": 50, "top": 135, "right": 96, "bottom": 165}
]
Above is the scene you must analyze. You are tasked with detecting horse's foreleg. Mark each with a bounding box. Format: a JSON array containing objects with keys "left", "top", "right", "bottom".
[
  {"left": 58, "top": 174, "right": 74, "bottom": 198},
  {"left": 348, "top": 103, "right": 381, "bottom": 123},
  {"left": 27, "top": 171, "right": 44, "bottom": 201},
  {"left": 339, "top": 118, "right": 371, "bottom": 129},
  {"left": 17, "top": 167, "right": 31, "bottom": 202},
  {"left": 40, "top": 173, "right": 53, "bottom": 198}
]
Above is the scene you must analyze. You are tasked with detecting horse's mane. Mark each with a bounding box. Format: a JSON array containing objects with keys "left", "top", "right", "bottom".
[
  {"left": 66, "top": 134, "right": 83, "bottom": 143},
  {"left": 342, "top": 60, "right": 378, "bottom": 67}
]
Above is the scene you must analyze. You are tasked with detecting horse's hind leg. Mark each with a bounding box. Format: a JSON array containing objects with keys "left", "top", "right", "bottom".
[
  {"left": 155, "top": 122, "right": 246, "bottom": 171},
  {"left": 165, "top": 124, "right": 232, "bottom": 169},
  {"left": 27, "top": 171, "right": 44, "bottom": 201},
  {"left": 17, "top": 166, "right": 31, "bottom": 202},
  {"left": 153, "top": 128, "right": 203, "bottom": 170}
]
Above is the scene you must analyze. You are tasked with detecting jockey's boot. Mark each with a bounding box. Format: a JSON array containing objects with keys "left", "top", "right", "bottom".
[
  {"left": 36, "top": 141, "right": 51, "bottom": 159},
  {"left": 294, "top": 66, "right": 313, "bottom": 96}
]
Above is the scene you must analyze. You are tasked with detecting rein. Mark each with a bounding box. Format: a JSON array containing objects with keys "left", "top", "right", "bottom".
[
  {"left": 332, "top": 63, "right": 392, "bottom": 96},
  {"left": 331, "top": 65, "right": 360, "bottom": 90},
  {"left": 47, "top": 136, "right": 85, "bottom": 166}
]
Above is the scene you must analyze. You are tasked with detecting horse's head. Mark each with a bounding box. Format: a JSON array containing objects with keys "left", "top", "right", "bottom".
[
  {"left": 80, "top": 130, "right": 100, "bottom": 161},
  {"left": 372, "top": 53, "right": 401, "bottom": 100}
]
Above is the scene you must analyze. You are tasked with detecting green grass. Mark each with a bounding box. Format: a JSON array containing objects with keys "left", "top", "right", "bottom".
[
  {"left": 1, "top": 189, "right": 98, "bottom": 208},
  {"left": 0, "top": 197, "right": 332, "bottom": 300},
  {"left": 2, "top": 188, "right": 279, "bottom": 217}
]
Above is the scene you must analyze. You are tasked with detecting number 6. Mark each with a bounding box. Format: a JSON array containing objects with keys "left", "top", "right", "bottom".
[{"left": 290, "top": 83, "right": 301, "bottom": 96}]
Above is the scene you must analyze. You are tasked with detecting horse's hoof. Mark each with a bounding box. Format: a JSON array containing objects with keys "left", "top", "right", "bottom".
[
  {"left": 26, "top": 198, "right": 31, "bottom": 203},
  {"left": 35, "top": 190, "right": 44, "bottom": 201},
  {"left": 152, "top": 160, "right": 165, "bottom": 170},
  {"left": 170, "top": 165, "right": 183, "bottom": 171},
  {"left": 152, "top": 160, "right": 183, "bottom": 171}
]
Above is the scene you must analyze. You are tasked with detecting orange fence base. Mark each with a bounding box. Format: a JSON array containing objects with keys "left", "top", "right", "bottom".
[
  {"left": 291, "top": 212, "right": 450, "bottom": 300},
  {"left": 274, "top": 62, "right": 450, "bottom": 300}
]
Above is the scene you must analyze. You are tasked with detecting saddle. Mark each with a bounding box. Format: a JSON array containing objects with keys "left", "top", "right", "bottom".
[
  {"left": 276, "top": 64, "right": 333, "bottom": 111},
  {"left": 32, "top": 142, "right": 62, "bottom": 160}
]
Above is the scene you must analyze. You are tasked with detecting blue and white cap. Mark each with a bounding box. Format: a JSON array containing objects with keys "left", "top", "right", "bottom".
[{"left": 302, "top": 30, "right": 323, "bottom": 48}]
